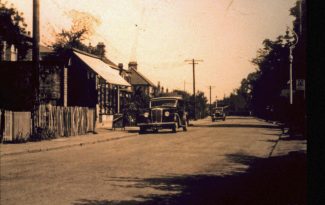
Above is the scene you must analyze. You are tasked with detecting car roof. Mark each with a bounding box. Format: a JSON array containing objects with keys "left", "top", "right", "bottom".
[{"left": 150, "top": 96, "right": 183, "bottom": 101}]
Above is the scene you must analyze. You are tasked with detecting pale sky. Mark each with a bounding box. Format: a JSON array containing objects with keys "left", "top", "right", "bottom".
[{"left": 8, "top": 0, "right": 296, "bottom": 101}]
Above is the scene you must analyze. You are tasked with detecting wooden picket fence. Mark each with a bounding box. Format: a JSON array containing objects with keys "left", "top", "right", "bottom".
[
  {"left": 35, "top": 105, "right": 95, "bottom": 137},
  {"left": 1, "top": 110, "right": 31, "bottom": 142}
]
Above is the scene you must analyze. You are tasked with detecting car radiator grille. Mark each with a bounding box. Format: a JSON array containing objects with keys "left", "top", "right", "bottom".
[{"left": 151, "top": 109, "right": 162, "bottom": 123}]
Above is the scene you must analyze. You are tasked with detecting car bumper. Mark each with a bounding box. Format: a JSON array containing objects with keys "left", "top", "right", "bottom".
[
  {"left": 137, "top": 122, "right": 176, "bottom": 129},
  {"left": 211, "top": 116, "right": 225, "bottom": 119},
  {"left": 138, "top": 122, "right": 175, "bottom": 126}
]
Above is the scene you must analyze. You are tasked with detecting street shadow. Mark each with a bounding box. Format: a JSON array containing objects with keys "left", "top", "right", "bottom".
[
  {"left": 259, "top": 139, "right": 279, "bottom": 143},
  {"left": 280, "top": 135, "right": 307, "bottom": 141},
  {"left": 127, "top": 130, "right": 175, "bottom": 134},
  {"left": 73, "top": 151, "right": 306, "bottom": 205},
  {"left": 222, "top": 117, "right": 252, "bottom": 120},
  {"left": 194, "top": 123, "right": 279, "bottom": 129},
  {"left": 139, "top": 130, "right": 185, "bottom": 135}
]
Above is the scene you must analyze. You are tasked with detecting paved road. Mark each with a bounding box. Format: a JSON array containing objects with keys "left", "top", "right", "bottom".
[{"left": 0, "top": 116, "right": 306, "bottom": 205}]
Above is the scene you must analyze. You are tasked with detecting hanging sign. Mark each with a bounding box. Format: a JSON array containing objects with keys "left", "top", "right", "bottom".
[{"left": 296, "top": 79, "right": 305, "bottom": 91}]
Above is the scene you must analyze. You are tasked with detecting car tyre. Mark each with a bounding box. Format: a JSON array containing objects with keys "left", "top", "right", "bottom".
[
  {"left": 139, "top": 127, "right": 146, "bottom": 134},
  {"left": 172, "top": 124, "right": 177, "bottom": 133},
  {"left": 182, "top": 119, "right": 188, "bottom": 131}
]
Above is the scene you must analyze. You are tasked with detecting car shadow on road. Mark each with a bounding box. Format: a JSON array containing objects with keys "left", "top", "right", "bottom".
[
  {"left": 139, "top": 131, "right": 186, "bottom": 135},
  {"left": 194, "top": 123, "right": 279, "bottom": 129},
  {"left": 223, "top": 117, "right": 254, "bottom": 120},
  {"left": 73, "top": 151, "right": 306, "bottom": 205},
  {"left": 280, "top": 135, "right": 307, "bottom": 141},
  {"left": 127, "top": 130, "right": 140, "bottom": 133},
  {"left": 127, "top": 130, "right": 186, "bottom": 135}
]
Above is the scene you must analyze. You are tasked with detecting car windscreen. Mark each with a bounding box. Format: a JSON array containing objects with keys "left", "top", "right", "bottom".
[{"left": 150, "top": 99, "right": 177, "bottom": 108}]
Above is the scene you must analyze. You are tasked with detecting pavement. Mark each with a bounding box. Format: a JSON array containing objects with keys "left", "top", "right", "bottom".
[
  {"left": 0, "top": 117, "right": 306, "bottom": 158},
  {"left": 0, "top": 127, "right": 139, "bottom": 157}
]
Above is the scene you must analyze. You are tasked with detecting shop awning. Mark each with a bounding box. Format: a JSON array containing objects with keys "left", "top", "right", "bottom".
[{"left": 73, "top": 51, "right": 130, "bottom": 87}]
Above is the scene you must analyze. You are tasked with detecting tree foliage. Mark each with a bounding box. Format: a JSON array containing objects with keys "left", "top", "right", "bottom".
[
  {"left": 50, "top": 10, "right": 105, "bottom": 59},
  {"left": 123, "top": 87, "right": 150, "bottom": 121},
  {"left": 170, "top": 89, "right": 209, "bottom": 119},
  {"left": 0, "top": 1, "right": 30, "bottom": 59},
  {"left": 219, "top": 0, "right": 305, "bottom": 122}
]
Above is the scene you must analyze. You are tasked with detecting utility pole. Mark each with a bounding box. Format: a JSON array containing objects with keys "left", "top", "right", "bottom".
[
  {"left": 215, "top": 95, "right": 218, "bottom": 107},
  {"left": 208, "top": 85, "right": 215, "bottom": 115},
  {"left": 32, "top": 0, "right": 40, "bottom": 133},
  {"left": 185, "top": 59, "right": 203, "bottom": 120}
]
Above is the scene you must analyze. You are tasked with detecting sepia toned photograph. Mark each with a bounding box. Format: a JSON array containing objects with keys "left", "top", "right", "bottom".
[{"left": 1, "top": 0, "right": 307, "bottom": 204}]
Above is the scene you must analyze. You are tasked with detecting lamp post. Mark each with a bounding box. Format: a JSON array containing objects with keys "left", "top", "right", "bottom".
[{"left": 283, "top": 27, "right": 299, "bottom": 105}]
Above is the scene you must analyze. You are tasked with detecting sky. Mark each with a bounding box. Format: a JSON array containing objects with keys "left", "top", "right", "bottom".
[{"left": 7, "top": 0, "right": 297, "bottom": 101}]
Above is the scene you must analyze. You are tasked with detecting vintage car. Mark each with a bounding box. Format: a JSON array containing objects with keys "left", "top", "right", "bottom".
[
  {"left": 137, "top": 96, "right": 189, "bottom": 133},
  {"left": 211, "top": 107, "right": 226, "bottom": 122}
]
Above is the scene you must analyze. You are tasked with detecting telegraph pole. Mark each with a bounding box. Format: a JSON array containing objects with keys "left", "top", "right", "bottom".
[
  {"left": 208, "top": 85, "right": 215, "bottom": 115},
  {"left": 185, "top": 59, "right": 203, "bottom": 120},
  {"left": 32, "top": 0, "right": 40, "bottom": 133}
]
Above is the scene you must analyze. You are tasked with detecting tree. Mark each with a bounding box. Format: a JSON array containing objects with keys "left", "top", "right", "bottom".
[
  {"left": 234, "top": 0, "right": 306, "bottom": 123},
  {"left": 170, "top": 89, "right": 193, "bottom": 117},
  {"left": 195, "top": 91, "right": 209, "bottom": 119},
  {"left": 0, "top": 1, "right": 30, "bottom": 60},
  {"left": 123, "top": 87, "right": 150, "bottom": 124},
  {"left": 50, "top": 10, "right": 105, "bottom": 59},
  {"left": 166, "top": 89, "right": 209, "bottom": 120},
  {"left": 249, "top": 36, "right": 289, "bottom": 118},
  {"left": 217, "top": 0, "right": 306, "bottom": 124}
]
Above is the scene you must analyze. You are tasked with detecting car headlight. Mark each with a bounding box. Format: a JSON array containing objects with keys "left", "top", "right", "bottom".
[
  {"left": 143, "top": 112, "right": 149, "bottom": 118},
  {"left": 164, "top": 111, "right": 170, "bottom": 117}
]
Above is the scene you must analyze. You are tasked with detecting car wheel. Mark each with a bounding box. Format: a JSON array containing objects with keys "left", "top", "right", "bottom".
[
  {"left": 182, "top": 119, "right": 188, "bottom": 131},
  {"left": 139, "top": 127, "right": 146, "bottom": 134},
  {"left": 180, "top": 116, "right": 188, "bottom": 131},
  {"left": 172, "top": 124, "right": 177, "bottom": 133}
]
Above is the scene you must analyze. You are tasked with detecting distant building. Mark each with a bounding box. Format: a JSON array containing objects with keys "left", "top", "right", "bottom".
[
  {"left": 0, "top": 33, "right": 32, "bottom": 61},
  {"left": 127, "top": 61, "right": 157, "bottom": 97},
  {"left": 0, "top": 32, "right": 55, "bottom": 62}
]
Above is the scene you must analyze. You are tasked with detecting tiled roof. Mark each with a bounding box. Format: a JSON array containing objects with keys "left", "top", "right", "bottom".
[
  {"left": 73, "top": 50, "right": 130, "bottom": 87},
  {"left": 130, "top": 67, "right": 156, "bottom": 88}
]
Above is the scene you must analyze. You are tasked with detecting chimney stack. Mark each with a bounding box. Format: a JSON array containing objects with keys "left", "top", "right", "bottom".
[
  {"left": 96, "top": 42, "right": 105, "bottom": 58},
  {"left": 118, "top": 63, "right": 123, "bottom": 75},
  {"left": 128, "top": 61, "right": 138, "bottom": 70}
]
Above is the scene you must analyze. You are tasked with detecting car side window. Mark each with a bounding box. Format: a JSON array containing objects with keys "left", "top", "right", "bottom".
[{"left": 178, "top": 100, "right": 185, "bottom": 111}]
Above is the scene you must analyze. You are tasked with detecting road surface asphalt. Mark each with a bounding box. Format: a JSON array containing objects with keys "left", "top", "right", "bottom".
[{"left": 0, "top": 116, "right": 306, "bottom": 205}]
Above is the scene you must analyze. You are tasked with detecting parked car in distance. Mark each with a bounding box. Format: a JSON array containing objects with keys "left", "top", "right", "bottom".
[
  {"left": 211, "top": 107, "right": 226, "bottom": 122},
  {"left": 137, "top": 96, "right": 189, "bottom": 133}
]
